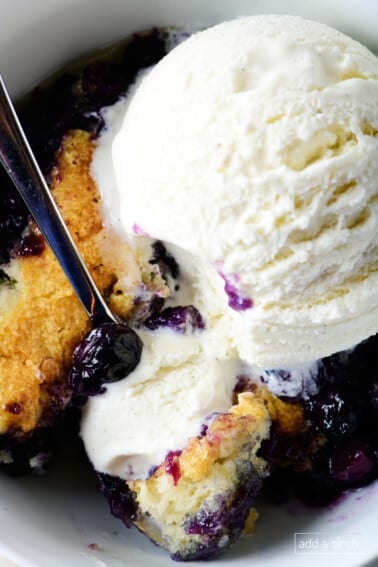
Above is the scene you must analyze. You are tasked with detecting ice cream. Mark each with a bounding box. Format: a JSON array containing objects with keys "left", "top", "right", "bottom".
[
  {"left": 111, "top": 15, "right": 378, "bottom": 367},
  {"left": 81, "top": 317, "right": 240, "bottom": 481},
  {"left": 85, "top": 12, "right": 378, "bottom": 480},
  {"left": 78, "top": 16, "right": 378, "bottom": 559}
]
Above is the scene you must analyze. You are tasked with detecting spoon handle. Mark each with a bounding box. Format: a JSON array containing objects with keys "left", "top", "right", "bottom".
[{"left": 0, "top": 74, "right": 117, "bottom": 325}]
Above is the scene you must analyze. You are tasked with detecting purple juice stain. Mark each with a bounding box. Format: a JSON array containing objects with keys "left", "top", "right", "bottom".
[
  {"left": 165, "top": 450, "right": 182, "bottom": 485},
  {"left": 143, "top": 305, "right": 205, "bottom": 334},
  {"left": 176, "top": 462, "right": 262, "bottom": 561},
  {"left": 12, "top": 231, "right": 45, "bottom": 258},
  {"left": 132, "top": 223, "right": 150, "bottom": 236},
  {"left": 185, "top": 503, "right": 225, "bottom": 536},
  {"left": 217, "top": 269, "right": 253, "bottom": 311}
]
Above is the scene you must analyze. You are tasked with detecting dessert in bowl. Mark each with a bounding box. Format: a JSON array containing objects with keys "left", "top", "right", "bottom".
[{"left": 0, "top": 1, "right": 374, "bottom": 567}]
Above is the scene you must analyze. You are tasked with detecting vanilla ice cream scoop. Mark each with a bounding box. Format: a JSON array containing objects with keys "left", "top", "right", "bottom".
[{"left": 112, "top": 15, "right": 378, "bottom": 366}]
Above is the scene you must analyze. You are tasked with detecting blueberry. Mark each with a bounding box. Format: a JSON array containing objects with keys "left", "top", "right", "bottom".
[
  {"left": 149, "top": 240, "right": 179, "bottom": 280},
  {"left": 76, "top": 61, "right": 131, "bottom": 111},
  {"left": 0, "top": 169, "right": 30, "bottom": 264},
  {"left": 319, "top": 350, "right": 351, "bottom": 386},
  {"left": 20, "top": 74, "right": 80, "bottom": 174},
  {"left": 69, "top": 323, "right": 143, "bottom": 403},
  {"left": 305, "top": 388, "right": 357, "bottom": 442},
  {"left": 143, "top": 306, "right": 205, "bottom": 333},
  {"left": 369, "top": 382, "right": 378, "bottom": 411},
  {"left": 11, "top": 231, "right": 45, "bottom": 258},
  {"left": 293, "top": 474, "right": 344, "bottom": 508},
  {"left": 178, "top": 462, "right": 262, "bottom": 560},
  {"left": 328, "top": 444, "right": 375, "bottom": 486},
  {"left": 121, "top": 28, "right": 167, "bottom": 78},
  {"left": 97, "top": 473, "right": 138, "bottom": 528}
]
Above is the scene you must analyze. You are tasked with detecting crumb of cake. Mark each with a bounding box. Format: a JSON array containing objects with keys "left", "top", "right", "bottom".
[
  {"left": 88, "top": 543, "right": 100, "bottom": 551},
  {"left": 243, "top": 508, "right": 259, "bottom": 535}
]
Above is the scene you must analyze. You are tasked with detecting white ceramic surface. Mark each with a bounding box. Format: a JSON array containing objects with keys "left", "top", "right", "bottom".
[{"left": 0, "top": 1, "right": 377, "bottom": 566}]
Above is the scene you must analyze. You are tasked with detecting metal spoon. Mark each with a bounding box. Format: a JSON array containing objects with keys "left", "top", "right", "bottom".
[{"left": 0, "top": 73, "right": 118, "bottom": 325}]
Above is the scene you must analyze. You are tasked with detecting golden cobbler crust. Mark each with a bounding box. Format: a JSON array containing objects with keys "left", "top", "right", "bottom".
[
  {"left": 128, "top": 393, "right": 271, "bottom": 557},
  {"left": 0, "top": 130, "right": 142, "bottom": 434},
  {"left": 124, "top": 390, "right": 306, "bottom": 558}
]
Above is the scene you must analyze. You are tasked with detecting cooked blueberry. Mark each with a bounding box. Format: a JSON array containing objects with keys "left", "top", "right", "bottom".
[
  {"left": 149, "top": 240, "right": 179, "bottom": 279},
  {"left": 12, "top": 230, "right": 45, "bottom": 258},
  {"left": 305, "top": 389, "right": 357, "bottom": 442},
  {"left": 0, "top": 174, "right": 44, "bottom": 264},
  {"left": 293, "top": 474, "right": 343, "bottom": 508},
  {"left": 0, "top": 424, "right": 59, "bottom": 476},
  {"left": 178, "top": 462, "right": 262, "bottom": 561},
  {"left": 262, "top": 334, "right": 378, "bottom": 508},
  {"left": 147, "top": 295, "right": 165, "bottom": 318},
  {"left": 144, "top": 306, "right": 205, "bottom": 333},
  {"left": 319, "top": 351, "right": 351, "bottom": 386},
  {"left": 261, "top": 469, "right": 293, "bottom": 505},
  {"left": 97, "top": 473, "right": 138, "bottom": 528},
  {"left": 0, "top": 170, "right": 30, "bottom": 264},
  {"left": 328, "top": 444, "right": 375, "bottom": 485},
  {"left": 70, "top": 323, "right": 143, "bottom": 402},
  {"left": 369, "top": 382, "right": 378, "bottom": 411},
  {"left": 20, "top": 74, "right": 80, "bottom": 173},
  {"left": 76, "top": 61, "right": 131, "bottom": 111},
  {"left": 121, "top": 28, "right": 167, "bottom": 78}
]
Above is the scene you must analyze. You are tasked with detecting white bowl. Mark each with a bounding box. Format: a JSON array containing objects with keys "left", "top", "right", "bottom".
[{"left": 0, "top": 1, "right": 377, "bottom": 566}]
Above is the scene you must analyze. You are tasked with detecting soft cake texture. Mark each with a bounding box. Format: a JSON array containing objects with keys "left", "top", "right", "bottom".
[
  {"left": 113, "top": 15, "right": 378, "bottom": 366},
  {"left": 125, "top": 393, "right": 271, "bottom": 560},
  {"left": 0, "top": 130, "right": 141, "bottom": 435}
]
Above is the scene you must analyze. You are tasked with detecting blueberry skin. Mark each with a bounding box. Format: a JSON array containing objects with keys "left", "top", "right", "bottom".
[
  {"left": 328, "top": 444, "right": 375, "bottom": 486},
  {"left": 97, "top": 473, "right": 138, "bottom": 528},
  {"left": 175, "top": 462, "right": 262, "bottom": 561},
  {"left": 0, "top": 168, "right": 30, "bottom": 265},
  {"left": 144, "top": 306, "right": 205, "bottom": 334},
  {"left": 69, "top": 323, "right": 143, "bottom": 403},
  {"left": 149, "top": 240, "right": 180, "bottom": 280},
  {"left": 305, "top": 389, "right": 357, "bottom": 442}
]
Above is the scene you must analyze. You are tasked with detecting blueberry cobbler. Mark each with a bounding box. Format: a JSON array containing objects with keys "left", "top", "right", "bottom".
[
  {"left": 0, "top": 30, "right": 168, "bottom": 473},
  {"left": 1, "top": 15, "right": 377, "bottom": 562}
]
